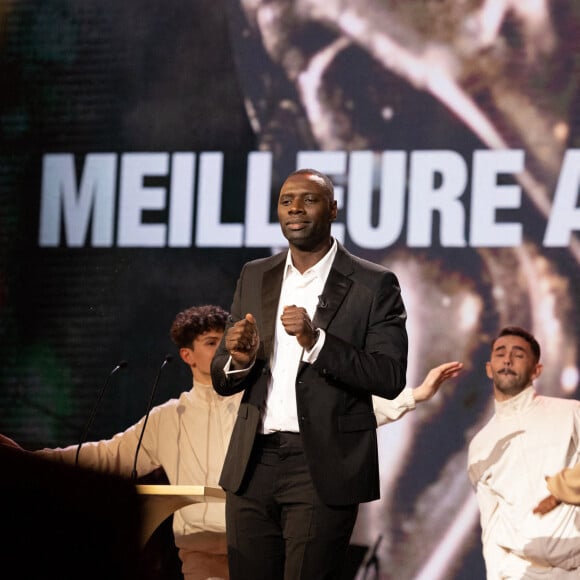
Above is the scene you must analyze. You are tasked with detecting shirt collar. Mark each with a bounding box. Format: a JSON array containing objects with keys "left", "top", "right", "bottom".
[
  {"left": 494, "top": 385, "right": 537, "bottom": 416},
  {"left": 284, "top": 237, "right": 338, "bottom": 281},
  {"left": 192, "top": 379, "right": 221, "bottom": 403}
]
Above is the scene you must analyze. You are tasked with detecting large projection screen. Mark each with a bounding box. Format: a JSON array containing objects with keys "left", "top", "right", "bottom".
[{"left": 1, "top": 2, "right": 579, "bottom": 578}]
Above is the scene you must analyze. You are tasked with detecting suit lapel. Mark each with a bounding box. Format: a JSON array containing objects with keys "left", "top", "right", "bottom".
[
  {"left": 313, "top": 245, "right": 353, "bottom": 330},
  {"left": 261, "top": 257, "right": 285, "bottom": 359}
]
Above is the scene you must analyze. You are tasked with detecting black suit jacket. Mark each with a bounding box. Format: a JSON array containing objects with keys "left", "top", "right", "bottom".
[{"left": 211, "top": 242, "right": 408, "bottom": 505}]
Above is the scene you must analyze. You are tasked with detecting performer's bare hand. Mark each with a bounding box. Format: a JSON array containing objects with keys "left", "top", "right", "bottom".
[
  {"left": 533, "top": 493, "right": 561, "bottom": 515},
  {"left": 413, "top": 361, "right": 464, "bottom": 402},
  {"left": 0, "top": 433, "right": 24, "bottom": 450},
  {"left": 281, "top": 305, "right": 318, "bottom": 350},
  {"left": 225, "top": 313, "right": 259, "bottom": 368}
]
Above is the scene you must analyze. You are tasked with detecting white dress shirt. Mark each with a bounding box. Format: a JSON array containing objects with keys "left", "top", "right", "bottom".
[{"left": 262, "top": 239, "right": 337, "bottom": 433}]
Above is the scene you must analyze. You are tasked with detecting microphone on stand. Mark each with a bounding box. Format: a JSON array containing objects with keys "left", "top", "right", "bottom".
[
  {"left": 131, "top": 354, "right": 172, "bottom": 481},
  {"left": 75, "top": 360, "right": 128, "bottom": 467}
]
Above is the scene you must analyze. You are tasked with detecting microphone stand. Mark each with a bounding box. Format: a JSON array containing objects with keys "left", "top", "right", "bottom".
[
  {"left": 75, "top": 360, "right": 128, "bottom": 467},
  {"left": 131, "top": 354, "right": 172, "bottom": 481},
  {"left": 362, "top": 535, "right": 382, "bottom": 580}
]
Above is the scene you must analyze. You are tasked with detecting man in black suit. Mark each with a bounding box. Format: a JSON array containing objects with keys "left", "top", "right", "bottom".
[{"left": 210, "top": 168, "right": 408, "bottom": 579}]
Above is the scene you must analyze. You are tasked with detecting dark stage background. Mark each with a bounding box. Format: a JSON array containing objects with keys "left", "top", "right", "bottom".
[{"left": 2, "top": 1, "right": 580, "bottom": 578}]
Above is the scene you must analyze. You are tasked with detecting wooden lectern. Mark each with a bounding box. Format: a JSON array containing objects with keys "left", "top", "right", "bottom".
[{"left": 136, "top": 484, "right": 226, "bottom": 547}]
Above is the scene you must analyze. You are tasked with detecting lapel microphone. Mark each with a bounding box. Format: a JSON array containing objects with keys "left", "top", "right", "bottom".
[
  {"left": 75, "top": 360, "right": 128, "bottom": 467},
  {"left": 131, "top": 354, "right": 172, "bottom": 481},
  {"left": 317, "top": 294, "right": 328, "bottom": 309}
]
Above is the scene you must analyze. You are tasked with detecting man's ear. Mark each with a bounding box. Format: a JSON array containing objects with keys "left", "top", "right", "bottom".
[
  {"left": 485, "top": 361, "right": 493, "bottom": 379},
  {"left": 330, "top": 200, "right": 338, "bottom": 222},
  {"left": 531, "top": 362, "right": 543, "bottom": 381},
  {"left": 179, "top": 347, "right": 194, "bottom": 366}
]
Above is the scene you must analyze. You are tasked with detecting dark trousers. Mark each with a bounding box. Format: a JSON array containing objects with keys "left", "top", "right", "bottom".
[{"left": 225, "top": 431, "right": 359, "bottom": 580}]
